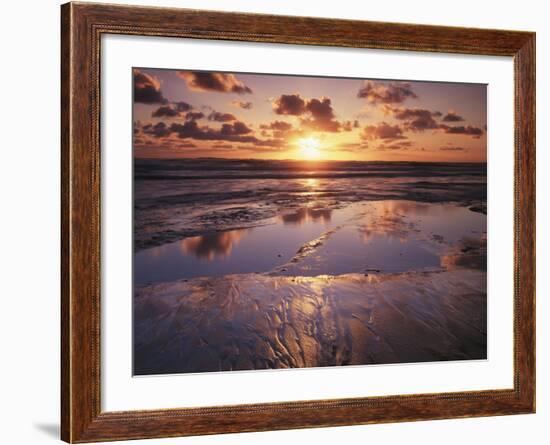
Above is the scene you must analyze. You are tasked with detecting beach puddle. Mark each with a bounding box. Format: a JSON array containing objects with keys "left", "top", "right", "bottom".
[{"left": 134, "top": 200, "right": 485, "bottom": 284}]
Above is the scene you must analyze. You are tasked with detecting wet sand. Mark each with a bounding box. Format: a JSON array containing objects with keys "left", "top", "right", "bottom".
[
  {"left": 134, "top": 268, "right": 486, "bottom": 375},
  {"left": 133, "top": 160, "right": 487, "bottom": 375}
]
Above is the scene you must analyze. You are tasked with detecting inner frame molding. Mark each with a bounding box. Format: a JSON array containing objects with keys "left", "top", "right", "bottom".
[{"left": 61, "top": 2, "right": 535, "bottom": 443}]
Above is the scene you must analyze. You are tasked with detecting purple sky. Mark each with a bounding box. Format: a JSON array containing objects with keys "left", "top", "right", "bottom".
[{"left": 133, "top": 68, "right": 487, "bottom": 162}]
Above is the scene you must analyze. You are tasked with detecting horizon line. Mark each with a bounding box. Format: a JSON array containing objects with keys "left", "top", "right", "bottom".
[{"left": 134, "top": 156, "right": 487, "bottom": 164}]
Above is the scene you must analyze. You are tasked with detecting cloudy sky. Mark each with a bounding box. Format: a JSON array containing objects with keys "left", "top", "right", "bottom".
[{"left": 133, "top": 68, "right": 487, "bottom": 162}]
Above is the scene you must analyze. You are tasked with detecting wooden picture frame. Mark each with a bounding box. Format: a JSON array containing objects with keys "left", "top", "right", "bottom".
[{"left": 61, "top": 2, "right": 535, "bottom": 442}]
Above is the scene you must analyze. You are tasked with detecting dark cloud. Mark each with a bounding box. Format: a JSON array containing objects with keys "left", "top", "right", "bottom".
[
  {"left": 137, "top": 118, "right": 286, "bottom": 152},
  {"left": 134, "top": 69, "right": 167, "bottom": 104},
  {"left": 157, "top": 121, "right": 190, "bottom": 138},
  {"left": 151, "top": 105, "right": 180, "bottom": 118},
  {"left": 142, "top": 122, "right": 172, "bottom": 138},
  {"left": 306, "top": 97, "right": 335, "bottom": 120},
  {"left": 377, "top": 140, "right": 414, "bottom": 151},
  {"left": 166, "top": 120, "right": 270, "bottom": 146},
  {"left": 260, "top": 121, "right": 293, "bottom": 132},
  {"left": 440, "top": 125, "right": 484, "bottom": 138},
  {"left": 231, "top": 100, "right": 253, "bottom": 109},
  {"left": 260, "top": 120, "right": 296, "bottom": 140},
  {"left": 302, "top": 97, "right": 342, "bottom": 132},
  {"left": 383, "top": 106, "right": 434, "bottom": 121},
  {"left": 382, "top": 105, "right": 440, "bottom": 131},
  {"left": 300, "top": 118, "right": 340, "bottom": 132},
  {"left": 175, "top": 142, "right": 197, "bottom": 148},
  {"left": 357, "top": 81, "right": 418, "bottom": 104},
  {"left": 169, "top": 121, "right": 210, "bottom": 140},
  {"left": 151, "top": 101, "right": 194, "bottom": 118},
  {"left": 174, "top": 101, "right": 193, "bottom": 112},
  {"left": 361, "top": 122, "right": 406, "bottom": 140},
  {"left": 185, "top": 111, "right": 205, "bottom": 121},
  {"left": 211, "top": 143, "right": 234, "bottom": 149},
  {"left": 133, "top": 135, "right": 199, "bottom": 152},
  {"left": 220, "top": 121, "right": 253, "bottom": 136},
  {"left": 384, "top": 105, "right": 482, "bottom": 137},
  {"left": 178, "top": 71, "right": 252, "bottom": 94},
  {"left": 272, "top": 94, "right": 344, "bottom": 133},
  {"left": 440, "top": 146, "right": 467, "bottom": 151},
  {"left": 272, "top": 94, "right": 307, "bottom": 115},
  {"left": 442, "top": 110, "right": 465, "bottom": 122},
  {"left": 208, "top": 111, "right": 237, "bottom": 122}
]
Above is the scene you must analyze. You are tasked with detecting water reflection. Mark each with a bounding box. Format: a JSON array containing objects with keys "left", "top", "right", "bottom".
[
  {"left": 280, "top": 207, "right": 332, "bottom": 226},
  {"left": 180, "top": 229, "right": 247, "bottom": 261},
  {"left": 134, "top": 200, "right": 487, "bottom": 284},
  {"left": 357, "top": 201, "right": 428, "bottom": 243},
  {"left": 134, "top": 204, "right": 339, "bottom": 283},
  {"left": 274, "top": 201, "right": 487, "bottom": 277},
  {"left": 374, "top": 200, "right": 433, "bottom": 216},
  {"left": 360, "top": 215, "right": 410, "bottom": 244},
  {"left": 440, "top": 236, "right": 487, "bottom": 270}
]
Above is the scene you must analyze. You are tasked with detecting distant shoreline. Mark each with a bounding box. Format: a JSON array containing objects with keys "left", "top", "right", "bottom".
[
  {"left": 135, "top": 157, "right": 488, "bottom": 165},
  {"left": 135, "top": 172, "right": 487, "bottom": 181}
]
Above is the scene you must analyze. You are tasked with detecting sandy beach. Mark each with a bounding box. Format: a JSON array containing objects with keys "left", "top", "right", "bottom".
[
  {"left": 133, "top": 160, "right": 487, "bottom": 375},
  {"left": 134, "top": 269, "right": 486, "bottom": 375}
]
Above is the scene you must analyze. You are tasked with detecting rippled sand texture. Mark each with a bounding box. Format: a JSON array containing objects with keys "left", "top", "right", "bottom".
[{"left": 134, "top": 269, "right": 486, "bottom": 375}]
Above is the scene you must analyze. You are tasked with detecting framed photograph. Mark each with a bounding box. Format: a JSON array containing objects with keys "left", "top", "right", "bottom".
[{"left": 61, "top": 2, "right": 535, "bottom": 442}]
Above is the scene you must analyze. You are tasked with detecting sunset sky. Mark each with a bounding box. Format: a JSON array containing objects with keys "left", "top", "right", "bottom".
[{"left": 133, "top": 68, "right": 487, "bottom": 162}]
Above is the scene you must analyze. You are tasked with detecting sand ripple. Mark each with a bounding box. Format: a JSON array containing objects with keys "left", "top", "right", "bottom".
[{"left": 134, "top": 269, "right": 486, "bottom": 375}]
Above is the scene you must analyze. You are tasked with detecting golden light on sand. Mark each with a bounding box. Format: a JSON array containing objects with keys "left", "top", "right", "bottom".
[{"left": 298, "top": 136, "right": 321, "bottom": 159}]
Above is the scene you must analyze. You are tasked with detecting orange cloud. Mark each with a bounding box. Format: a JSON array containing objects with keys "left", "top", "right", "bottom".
[
  {"left": 358, "top": 81, "right": 417, "bottom": 104},
  {"left": 361, "top": 122, "right": 406, "bottom": 141}
]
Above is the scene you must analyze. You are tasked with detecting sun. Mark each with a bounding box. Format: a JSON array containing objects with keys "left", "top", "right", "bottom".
[{"left": 298, "top": 137, "right": 321, "bottom": 160}]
